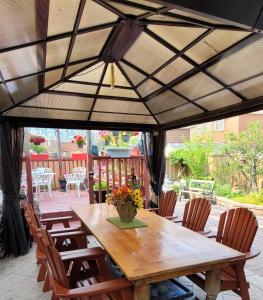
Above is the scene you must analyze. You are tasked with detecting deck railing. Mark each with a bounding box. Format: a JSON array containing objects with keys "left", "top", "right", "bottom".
[{"left": 23, "top": 155, "right": 150, "bottom": 204}]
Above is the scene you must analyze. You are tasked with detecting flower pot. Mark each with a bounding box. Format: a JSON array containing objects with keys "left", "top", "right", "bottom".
[
  {"left": 106, "top": 147, "right": 131, "bottom": 158},
  {"left": 94, "top": 190, "right": 107, "bottom": 203},
  {"left": 58, "top": 179, "right": 67, "bottom": 192},
  {"left": 77, "top": 144, "right": 84, "bottom": 149},
  {"left": 34, "top": 142, "right": 41, "bottom": 145},
  {"left": 116, "top": 200, "right": 137, "bottom": 223},
  {"left": 122, "top": 134, "right": 129, "bottom": 142}
]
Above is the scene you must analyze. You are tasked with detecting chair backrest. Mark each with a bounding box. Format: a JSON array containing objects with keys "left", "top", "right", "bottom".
[
  {"left": 216, "top": 208, "right": 258, "bottom": 253},
  {"left": 72, "top": 167, "right": 86, "bottom": 175},
  {"left": 39, "top": 228, "right": 70, "bottom": 289},
  {"left": 159, "top": 190, "right": 177, "bottom": 217},
  {"left": 21, "top": 200, "right": 41, "bottom": 228},
  {"left": 182, "top": 198, "right": 211, "bottom": 232}
]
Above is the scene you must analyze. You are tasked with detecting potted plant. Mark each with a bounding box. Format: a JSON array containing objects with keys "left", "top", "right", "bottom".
[
  {"left": 30, "top": 135, "right": 45, "bottom": 145},
  {"left": 72, "top": 135, "right": 86, "bottom": 149},
  {"left": 106, "top": 185, "right": 143, "bottom": 222},
  {"left": 93, "top": 181, "right": 109, "bottom": 203},
  {"left": 58, "top": 175, "right": 67, "bottom": 192},
  {"left": 99, "top": 131, "right": 112, "bottom": 146}
]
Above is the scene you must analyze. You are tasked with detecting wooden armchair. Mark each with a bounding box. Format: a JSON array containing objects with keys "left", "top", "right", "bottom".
[
  {"left": 147, "top": 190, "right": 177, "bottom": 219},
  {"left": 40, "top": 229, "right": 133, "bottom": 300},
  {"left": 188, "top": 208, "right": 260, "bottom": 300},
  {"left": 175, "top": 198, "right": 211, "bottom": 234}
]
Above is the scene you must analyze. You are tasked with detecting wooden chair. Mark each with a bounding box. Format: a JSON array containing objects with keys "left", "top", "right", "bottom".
[
  {"left": 188, "top": 208, "right": 260, "bottom": 300},
  {"left": 147, "top": 190, "right": 177, "bottom": 219},
  {"left": 176, "top": 198, "right": 211, "bottom": 234},
  {"left": 40, "top": 229, "right": 133, "bottom": 300}
]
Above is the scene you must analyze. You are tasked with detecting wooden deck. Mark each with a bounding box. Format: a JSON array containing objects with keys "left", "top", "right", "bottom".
[{"left": 39, "top": 190, "right": 89, "bottom": 215}]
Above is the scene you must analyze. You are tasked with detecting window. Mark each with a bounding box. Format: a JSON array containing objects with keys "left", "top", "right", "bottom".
[
  {"left": 215, "top": 119, "right": 224, "bottom": 131},
  {"left": 195, "top": 125, "right": 202, "bottom": 135}
]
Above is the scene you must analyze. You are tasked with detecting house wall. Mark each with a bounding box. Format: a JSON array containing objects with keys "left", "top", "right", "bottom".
[{"left": 166, "top": 128, "right": 190, "bottom": 144}]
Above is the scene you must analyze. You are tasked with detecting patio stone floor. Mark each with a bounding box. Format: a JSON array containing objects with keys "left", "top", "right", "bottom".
[{"left": 0, "top": 198, "right": 262, "bottom": 299}]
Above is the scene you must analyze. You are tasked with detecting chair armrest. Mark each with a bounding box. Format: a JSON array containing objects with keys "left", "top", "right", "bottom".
[
  {"left": 51, "top": 230, "right": 86, "bottom": 239},
  {"left": 60, "top": 248, "right": 95, "bottom": 256},
  {"left": 244, "top": 249, "right": 261, "bottom": 260},
  {"left": 48, "top": 227, "right": 81, "bottom": 234},
  {"left": 55, "top": 278, "right": 132, "bottom": 298},
  {"left": 41, "top": 216, "right": 73, "bottom": 223},
  {"left": 61, "top": 247, "right": 106, "bottom": 261}
]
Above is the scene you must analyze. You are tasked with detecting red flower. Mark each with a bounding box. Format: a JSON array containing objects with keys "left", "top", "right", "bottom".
[{"left": 133, "top": 131, "right": 139, "bottom": 136}]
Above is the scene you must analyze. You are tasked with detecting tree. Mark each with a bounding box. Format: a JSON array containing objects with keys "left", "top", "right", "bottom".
[
  {"left": 169, "top": 135, "right": 213, "bottom": 179},
  {"left": 225, "top": 121, "right": 263, "bottom": 192}
]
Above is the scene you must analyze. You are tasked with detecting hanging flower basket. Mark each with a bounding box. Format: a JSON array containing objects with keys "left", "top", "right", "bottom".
[
  {"left": 72, "top": 135, "right": 86, "bottom": 148},
  {"left": 30, "top": 135, "right": 45, "bottom": 145}
]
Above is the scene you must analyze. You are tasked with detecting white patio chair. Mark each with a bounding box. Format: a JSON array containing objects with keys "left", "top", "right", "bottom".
[
  {"left": 21, "top": 170, "right": 28, "bottom": 196},
  {"left": 64, "top": 170, "right": 86, "bottom": 197},
  {"left": 72, "top": 167, "right": 87, "bottom": 190},
  {"left": 32, "top": 170, "right": 54, "bottom": 198}
]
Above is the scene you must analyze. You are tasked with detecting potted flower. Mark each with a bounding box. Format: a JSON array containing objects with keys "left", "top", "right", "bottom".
[
  {"left": 30, "top": 135, "right": 45, "bottom": 145},
  {"left": 58, "top": 175, "right": 67, "bottom": 192},
  {"left": 93, "top": 181, "right": 109, "bottom": 203},
  {"left": 106, "top": 185, "right": 143, "bottom": 222},
  {"left": 99, "top": 131, "right": 112, "bottom": 146},
  {"left": 72, "top": 135, "right": 86, "bottom": 148}
]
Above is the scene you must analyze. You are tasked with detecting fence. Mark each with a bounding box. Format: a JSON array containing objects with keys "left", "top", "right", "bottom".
[{"left": 23, "top": 155, "right": 150, "bottom": 203}]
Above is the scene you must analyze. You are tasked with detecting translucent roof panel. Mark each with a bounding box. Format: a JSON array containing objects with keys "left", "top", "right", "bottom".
[
  {"left": 44, "top": 68, "right": 63, "bottom": 88},
  {"left": 46, "top": 38, "right": 71, "bottom": 68},
  {"left": 186, "top": 30, "right": 250, "bottom": 64},
  {"left": 99, "top": 87, "right": 138, "bottom": 98},
  {"left": 232, "top": 75, "right": 263, "bottom": 99},
  {"left": 148, "top": 25, "right": 206, "bottom": 50},
  {"left": 94, "top": 99, "right": 149, "bottom": 115},
  {"left": 173, "top": 72, "right": 223, "bottom": 100},
  {"left": 0, "top": 0, "right": 41, "bottom": 49},
  {"left": 207, "top": 36, "right": 263, "bottom": 85},
  {"left": 6, "top": 75, "right": 38, "bottom": 103},
  {"left": 0, "top": 46, "right": 40, "bottom": 80},
  {"left": 5, "top": 107, "right": 89, "bottom": 120},
  {"left": 65, "top": 61, "right": 96, "bottom": 78},
  {"left": 124, "top": 32, "right": 174, "bottom": 73},
  {"left": 27, "top": 93, "right": 93, "bottom": 111},
  {"left": 70, "top": 62, "right": 105, "bottom": 83},
  {"left": 156, "top": 103, "right": 203, "bottom": 124},
  {"left": 137, "top": 80, "right": 162, "bottom": 98},
  {"left": 70, "top": 28, "right": 112, "bottom": 63},
  {"left": 79, "top": 0, "right": 118, "bottom": 29},
  {"left": 0, "top": 84, "right": 12, "bottom": 111},
  {"left": 52, "top": 82, "right": 97, "bottom": 94},
  {"left": 154, "top": 57, "right": 193, "bottom": 84},
  {"left": 127, "top": 1, "right": 163, "bottom": 9},
  {"left": 91, "top": 112, "right": 156, "bottom": 124},
  {"left": 107, "top": 1, "right": 147, "bottom": 16},
  {"left": 146, "top": 15, "right": 183, "bottom": 22},
  {"left": 147, "top": 90, "right": 187, "bottom": 114},
  {"left": 102, "top": 64, "right": 130, "bottom": 87},
  {"left": 195, "top": 90, "right": 241, "bottom": 111},
  {"left": 47, "top": 0, "right": 79, "bottom": 37},
  {"left": 119, "top": 62, "right": 146, "bottom": 86}
]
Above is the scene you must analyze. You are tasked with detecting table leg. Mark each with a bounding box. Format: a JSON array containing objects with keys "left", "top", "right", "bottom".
[
  {"left": 134, "top": 283, "right": 150, "bottom": 300},
  {"left": 205, "top": 269, "right": 221, "bottom": 300}
]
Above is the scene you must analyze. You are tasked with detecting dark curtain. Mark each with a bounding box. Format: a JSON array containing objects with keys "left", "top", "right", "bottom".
[
  {"left": 0, "top": 121, "right": 29, "bottom": 256},
  {"left": 142, "top": 129, "right": 166, "bottom": 197}
]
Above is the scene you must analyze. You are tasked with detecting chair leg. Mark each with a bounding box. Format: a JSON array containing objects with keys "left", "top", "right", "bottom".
[
  {"left": 77, "top": 184, "right": 80, "bottom": 197},
  {"left": 37, "top": 261, "right": 46, "bottom": 282},
  {"left": 42, "top": 273, "right": 51, "bottom": 292},
  {"left": 235, "top": 263, "right": 250, "bottom": 300},
  {"left": 48, "top": 184, "right": 52, "bottom": 198}
]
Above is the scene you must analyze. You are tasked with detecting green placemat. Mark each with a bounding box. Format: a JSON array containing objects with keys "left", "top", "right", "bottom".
[{"left": 106, "top": 217, "right": 148, "bottom": 229}]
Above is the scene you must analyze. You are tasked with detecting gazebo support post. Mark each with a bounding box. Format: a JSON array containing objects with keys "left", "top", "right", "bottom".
[{"left": 24, "top": 128, "right": 34, "bottom": 206}]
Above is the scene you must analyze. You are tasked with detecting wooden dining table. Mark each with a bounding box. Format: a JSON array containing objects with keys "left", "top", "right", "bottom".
[{"left": 72, "top": 203, "right": 244, "bottom": 300}]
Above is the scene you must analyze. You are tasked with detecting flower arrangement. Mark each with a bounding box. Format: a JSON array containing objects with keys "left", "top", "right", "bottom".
[
  {"left": 106, "top": 185, "right": 143, "bottom": 208},
  {"left": 30, "top": 135, "right": 45, "bottom": 145},
  {"left": 72, "top": 135, "right": 86, "bottom": 147},
  {"left": 99, "top": 131, "right": 112, "bottom": 145}
]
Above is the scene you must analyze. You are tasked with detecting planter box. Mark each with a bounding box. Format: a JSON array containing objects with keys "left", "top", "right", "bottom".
[
  {"left": 72, "top": 153, "right": 87, "bottom": 160},
  {"left": 106, "top": 147, "right": 131, "bottom": 158},
  {"left": 30, "top": 154, "right": 49, "bottom": 160}
]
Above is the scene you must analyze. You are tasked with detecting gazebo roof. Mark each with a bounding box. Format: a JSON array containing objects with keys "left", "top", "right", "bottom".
[{"left": 0, "top": 0, "right": 263, "bottom": 130}]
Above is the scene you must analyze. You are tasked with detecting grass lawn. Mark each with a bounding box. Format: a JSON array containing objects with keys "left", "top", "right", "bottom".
[{"left": 230, "top": 192, "right": 263, "bottom": 206}]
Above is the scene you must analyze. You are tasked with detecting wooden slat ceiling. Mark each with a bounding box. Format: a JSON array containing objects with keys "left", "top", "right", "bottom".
[{"left": 0, "top": 0, "right": 263, "bottom": 130}]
